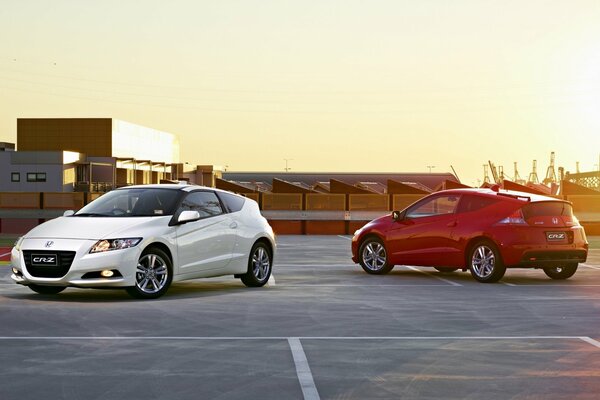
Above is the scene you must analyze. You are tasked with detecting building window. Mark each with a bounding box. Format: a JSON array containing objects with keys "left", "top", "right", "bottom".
[
  {"left": 26, "top": 172, "right": 47, "bottom": 182},
  {"left": 11, "top": 172, "right": 20, "bottom": 182}
]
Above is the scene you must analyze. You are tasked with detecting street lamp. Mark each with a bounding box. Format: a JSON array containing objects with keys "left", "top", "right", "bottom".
[{"left": 427, "top": 165, "right": 436, "bottom": 173}]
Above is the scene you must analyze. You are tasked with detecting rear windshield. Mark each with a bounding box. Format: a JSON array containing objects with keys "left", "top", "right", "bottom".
[{"left": 522, "top": 202, "right": 573, "bottom": 219}]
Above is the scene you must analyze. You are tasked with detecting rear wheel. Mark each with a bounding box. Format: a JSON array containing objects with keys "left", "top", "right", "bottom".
[
  {"left": 543, "top": 264, "right": 578, "bottom": 280},
  {"left": 468, "top": 241, "right": 505, "bottom": 283},
  {"left": 240, "top": 242, "right": 272, "bottom": 287},
  {"left": 28, "top": 284, "right": 66, "bottom": 295},
  {"left": 359, "top": 238, "right": 393, "bottom": 275},
  {"left": 126, "top": 247, "right": 172, "bottom": 299}
]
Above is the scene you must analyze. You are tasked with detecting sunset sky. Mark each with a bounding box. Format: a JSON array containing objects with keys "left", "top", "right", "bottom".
[{"left": 1, "top": 0, "right": 599, "bottom": 186}]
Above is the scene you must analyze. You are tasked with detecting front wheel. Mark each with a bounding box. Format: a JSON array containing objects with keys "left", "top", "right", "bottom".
[
  {"left": 468, "top": 241, "right": 505, "bottom": 283},
  {"left": 28, "top": 284, "right": 66, "bottom": 295},
  {"left": 240, "top": 242, "right": 272, "bottom": 287},
  {"left": 125, "top": 247, "right": 172, "bottom": 299},
  {"left": 543, "top": 264, "right": 578, "bottom": 280},
  {"left": 359, "top": 238, "right": 393, "bottom": 275}
]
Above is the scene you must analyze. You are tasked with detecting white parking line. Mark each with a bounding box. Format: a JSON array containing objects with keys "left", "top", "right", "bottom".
[
  {"left": 580, "top": 337, "right": 600, "bottom": 349},
  {"left": 581, "top": 264, "right": 600, "bottom": 270},
  {"left": 0, "top": 335, "right": 597, "bottom": 349},
  {"left": 337, "top": 235, "right": 352, "bottom": 241},
  {"left": 0, "top": 252, "right": 11, "bottom": 258},
  {"left": 405, "top": 266, "right": 462, "bottom": 286},
  {"left": 279, "top": 284, "right": 456, "bottom": 287},
  {"left": 288, "top": 338, "right": 320, "bottom": 400},
  {"left": 276, "top": 264, "right": 356, "bottom": 268},
  {"left": 267, "top": 274, "right": 276, "bottom": 286}
]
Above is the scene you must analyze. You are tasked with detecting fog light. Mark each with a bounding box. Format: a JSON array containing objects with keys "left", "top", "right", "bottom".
[
  {"left": 101, "top": 270, "right": 114, "bottom": 278},
  {"left": 12, "top": 267, "right": 19, "bottom": 275}
]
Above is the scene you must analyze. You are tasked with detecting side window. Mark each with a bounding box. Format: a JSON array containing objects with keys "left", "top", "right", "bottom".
[
  {"left": 457, "top": 195, "right": 499, "bottom": 214},
  {"left": 406, "top": 195, "right": 460, "bottom": 218},
  {"left": 180, "top": 191, "right": 223, "bottom": 218},
  {"left": 218, "top": 192, "right": 246, "bottom": 213}
]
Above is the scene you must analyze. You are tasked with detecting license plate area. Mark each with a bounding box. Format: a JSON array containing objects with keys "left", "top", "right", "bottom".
[
  {"left": 31, "top": 254, "right": 58, "bottom": 266},
  {"left": 546, "top": 232, "right": 567, "bottom": 242}
]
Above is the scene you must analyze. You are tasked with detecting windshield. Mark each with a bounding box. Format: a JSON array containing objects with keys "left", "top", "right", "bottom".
[{"left": 74, "top": 188, "right": 182, "bottom": 217}]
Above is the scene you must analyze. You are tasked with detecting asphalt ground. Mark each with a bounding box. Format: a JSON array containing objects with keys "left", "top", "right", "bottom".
[{"left": 1, "top": 235, "right": 599, "bottom": 400}]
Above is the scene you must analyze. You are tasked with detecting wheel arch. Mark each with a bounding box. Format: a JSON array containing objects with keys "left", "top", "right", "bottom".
[
  {"left": 142, "top": 241, "right": 173, "bottom": 264},
  {"left": 253, "top": 237, "right": 274, "bottom": 259},
  {"left": 358, "top": 232, "right": 386, "bottom": 249},
  {"left": 464, "top": 235, "right": 503, "bottom": 266}
]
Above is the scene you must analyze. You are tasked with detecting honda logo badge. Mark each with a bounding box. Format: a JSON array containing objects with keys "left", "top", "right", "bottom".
[
  {"left": 45, "top": 241, "right": 54, "bottom": 248},
  {"left": 552, "top": 217, "right": 559, "bottom": 225}
]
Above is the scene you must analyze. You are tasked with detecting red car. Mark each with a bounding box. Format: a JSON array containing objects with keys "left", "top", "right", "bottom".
[{"left": 351, "top": 187, "right": 588, "bottom": 282}]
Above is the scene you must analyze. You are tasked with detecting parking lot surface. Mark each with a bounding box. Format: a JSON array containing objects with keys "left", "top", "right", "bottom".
[{"left": 1, "top": 235, "right": 599, "bottom": 399}]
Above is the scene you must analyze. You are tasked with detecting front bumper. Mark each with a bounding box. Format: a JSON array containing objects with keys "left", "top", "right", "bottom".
[{"left": 11, "top": 238, "right": 141, "bottom": 288}]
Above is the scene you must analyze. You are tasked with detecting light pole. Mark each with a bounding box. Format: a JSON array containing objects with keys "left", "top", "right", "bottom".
[{"left": 427, "top": 165, "right": 436, "bottom": 173}]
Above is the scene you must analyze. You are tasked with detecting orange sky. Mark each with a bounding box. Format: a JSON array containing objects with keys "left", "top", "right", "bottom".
[{"left": 1, "top": 0, "right": 599, "bottom": 186}]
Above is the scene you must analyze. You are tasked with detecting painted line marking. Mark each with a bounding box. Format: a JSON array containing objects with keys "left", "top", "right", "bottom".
[
  {"left": 288, "top": 338, "right": 321, "bottom": 400},
  {"left": 501, "top": 284, "right": 600, "bottom": 287},
  {"left": 406, "top": 266, "right": 462, "bottom": 286},
  {"left": 0, "top": 252, "right": 11, "bottom": 258},
  {"left": 267, "top": 274, "right": 276, "bottom": 286},
  {"left": 0, "top": 335, "right": 598, "bottom": 350},
  {"left": 579, "top": 337, "right": 600, "bottom": 349},
  {"left": 337, "top": 235, "right": 352, "bottom": 241},
  {"left": 279, "top": 284, "right": 454, "bottom": 287},
  {"left": 581, "top": 264, "right": 600, "bottom": 270},
  {"left": 501, "top": 282, "right": 517, "bottom": 286},
  {"left": 276, "top": 264, "right": 356, "bottom": 268}
]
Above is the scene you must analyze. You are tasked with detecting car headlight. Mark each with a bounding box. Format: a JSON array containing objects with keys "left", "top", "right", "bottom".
[
  {"left": 14, "top": 237, "right": 23, "bottom": 251},
  {"left": 90, "top": 238, "right": 142, "bottom": 253}
]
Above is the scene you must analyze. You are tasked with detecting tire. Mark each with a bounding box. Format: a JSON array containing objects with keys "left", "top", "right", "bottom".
[
  {"left": 28, "top": 284, "right": 66, "bottom": 295},
  {"left": 543, "top": 264, "right": 578, "bottom": 280},
  {"left": 125, "top": 247, "right": 172, "bottom": 299},
  {"left": 359, "top": 237, "right": 393, "bottom": 275},
  {"left": 240, "top": 242, "right": 272, "bottom": 287},
  {"left": 434, "top": 267, "right": 459, "bottom": 273},
  {"left": 468, "top": 241, "right": 505, "bottom": 283}
]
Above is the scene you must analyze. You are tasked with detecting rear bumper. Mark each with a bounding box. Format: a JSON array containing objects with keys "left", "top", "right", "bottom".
[{"left": 517, "top": 250, "right": 587, "bottom": 267}]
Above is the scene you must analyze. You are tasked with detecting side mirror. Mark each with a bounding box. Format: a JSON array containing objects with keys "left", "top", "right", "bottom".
[
  {"left": 177, "top": 210, "right": 201, "bottom": 224},
  {"left": 63, "top": 210, "right": 75, "bottom": 217},
  {"left": 392, "top": 210, "right": 405, "bottom": 221}
]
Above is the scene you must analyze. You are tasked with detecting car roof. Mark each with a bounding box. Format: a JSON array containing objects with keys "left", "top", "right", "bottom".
[
  {"left": 435, "top": 188, "right": 566, "bottom": 203},
  {"left": 117, "top": 184, "right": 243, "bottom": 196}
]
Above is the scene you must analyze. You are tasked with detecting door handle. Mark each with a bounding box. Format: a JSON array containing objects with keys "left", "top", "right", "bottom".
[
  {"left": 446, "top": 221, "right": 457, "bottom": 227},
  {"left": 230, "top": 221, "right": 238, "bottom": 229}
]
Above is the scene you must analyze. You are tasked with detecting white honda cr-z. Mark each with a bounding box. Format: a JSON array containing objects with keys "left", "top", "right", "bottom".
[{"left": 11, "top": 184, "right": 275, "bottom": 299}]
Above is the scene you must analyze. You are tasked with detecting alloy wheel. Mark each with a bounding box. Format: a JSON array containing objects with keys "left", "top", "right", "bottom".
[
  {"left": 471, "top": 245, "right": 495, "bottom": 279},
  {"left": 135, "top": 253, "right": 169, "bottom": 294},
  {"left": 252, "top": 246, "right": 271, "bottom": 281},
  {"left": 362, "top": 241, "right": 387, "bottom": 272}
]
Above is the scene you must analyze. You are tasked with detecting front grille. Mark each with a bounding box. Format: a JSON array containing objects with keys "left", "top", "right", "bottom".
[
  {"left": 23, "top": 250, "right": 76, "bottom": 278},
  {"left": 521, "top": 250, "right": 587, "bottom": 263}
]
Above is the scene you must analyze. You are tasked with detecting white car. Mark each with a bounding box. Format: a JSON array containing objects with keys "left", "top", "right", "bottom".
[{"left": 10, "top": 184, "right": 276, "bottom": 299}]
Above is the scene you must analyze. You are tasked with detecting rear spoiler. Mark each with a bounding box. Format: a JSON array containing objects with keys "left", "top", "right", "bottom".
[{"left": 496, "top": 193, "right": 531, "bottom": 202}]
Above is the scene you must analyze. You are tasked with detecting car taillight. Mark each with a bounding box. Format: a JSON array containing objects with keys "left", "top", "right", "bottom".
[{"left": 496, "top": 209, "right": 527, "bottom": 225}]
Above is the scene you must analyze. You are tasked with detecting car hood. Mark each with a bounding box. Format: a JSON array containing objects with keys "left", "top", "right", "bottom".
[{"left": 23, "top": 216, "right": 170, "bottom": 240}]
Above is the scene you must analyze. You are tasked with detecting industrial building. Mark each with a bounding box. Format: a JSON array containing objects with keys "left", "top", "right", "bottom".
[{"left": 0, "top": 118, "right": 219, "bottom": 193}]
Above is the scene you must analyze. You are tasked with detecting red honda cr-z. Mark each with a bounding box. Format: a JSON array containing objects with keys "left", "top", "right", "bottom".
[{"left": 351, "top": 187, "right": 588, "bottom": 282}]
